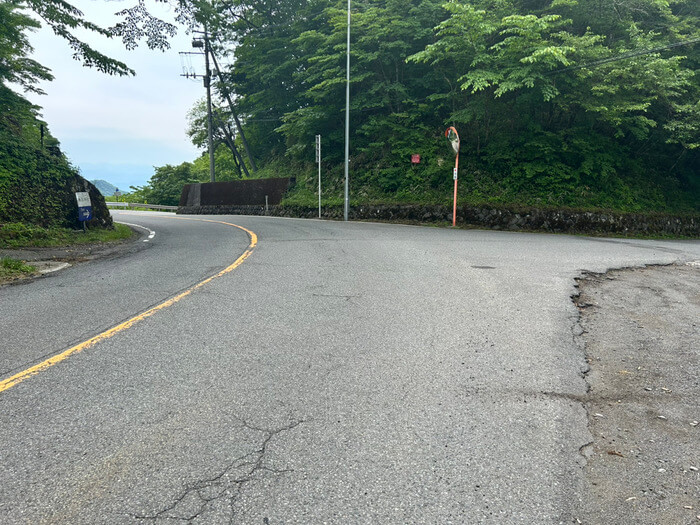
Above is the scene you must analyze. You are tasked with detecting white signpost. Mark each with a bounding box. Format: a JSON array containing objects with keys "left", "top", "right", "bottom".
[
  {"left": 316, "top": 134, "right": 322, "bottom": 219},
  {"left": 75, "top": 192, "right": 91, "bottom": 208},
  {"left": 75, "top": 192, "right": 93, "bottom": 229}
]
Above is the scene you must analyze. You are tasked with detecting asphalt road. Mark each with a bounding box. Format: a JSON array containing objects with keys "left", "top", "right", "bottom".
[{"left": 1, "top": 211, "right": 698, "bottom": 524}]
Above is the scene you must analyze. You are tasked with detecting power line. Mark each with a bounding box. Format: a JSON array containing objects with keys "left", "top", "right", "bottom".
[{"left": 549, "top": 37, "right": 700, "bottom": 75}]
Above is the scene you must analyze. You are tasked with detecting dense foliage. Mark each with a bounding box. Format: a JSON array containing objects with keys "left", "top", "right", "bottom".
[
  {"left": 173, "top": 0, "right": 698, "bottom": 212},
  {"left": 127, "top": 162, "right": 204, "bottom": 205},
  {"left": 0, "top": 1, "right": 85, "bottom": 225},
  {"left": 0, "top": 81, "right": 115, "bottom": 226},
  {"left": 1, "top": 0, "right": 697, "bottom": 214},
  {"left": 0, "top": 0, "right": 188, "bottom": 226}
]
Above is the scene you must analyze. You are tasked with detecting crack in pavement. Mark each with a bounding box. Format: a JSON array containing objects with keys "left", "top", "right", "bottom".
[{"left": 133, "top": 419, "right": 305, "bottom": 524}]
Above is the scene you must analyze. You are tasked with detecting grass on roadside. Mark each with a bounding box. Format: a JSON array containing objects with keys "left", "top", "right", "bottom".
[
  {"left": 0, "top": 223, "right": 134, "bottom": 249},
  {"left": 0, "top": 257, "right": 36, "bottom": 280}
]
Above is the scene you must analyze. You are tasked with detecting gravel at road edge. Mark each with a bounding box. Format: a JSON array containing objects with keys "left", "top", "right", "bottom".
[{"left": 574, "top": 263, "right": 699, "bottom": 524}]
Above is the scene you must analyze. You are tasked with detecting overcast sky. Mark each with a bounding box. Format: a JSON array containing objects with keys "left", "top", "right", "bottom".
[{"left": 25, "top": 0, "right": 205, "bottom": 191}]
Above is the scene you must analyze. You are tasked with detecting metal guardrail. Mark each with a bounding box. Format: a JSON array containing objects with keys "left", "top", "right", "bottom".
[{"left": 106, "top": 202, "right": 178, "bottom": 211}]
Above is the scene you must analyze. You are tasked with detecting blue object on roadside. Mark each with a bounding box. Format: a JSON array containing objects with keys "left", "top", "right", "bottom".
[
  {"left": 78, "top": 206, "right": 93, "bottom": 221},
  {"left": 75, "top": 192, "right": 93, "bottom": 222}
]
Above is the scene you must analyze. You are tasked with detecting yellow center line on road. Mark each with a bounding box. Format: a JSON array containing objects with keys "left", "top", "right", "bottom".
[{"left": 0, "top": 217, "right": 258, "bottom": 394}]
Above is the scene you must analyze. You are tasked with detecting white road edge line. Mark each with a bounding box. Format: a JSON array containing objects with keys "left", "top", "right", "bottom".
[{"left": 115, "top": 221, "right": 156, "bottom": 242}]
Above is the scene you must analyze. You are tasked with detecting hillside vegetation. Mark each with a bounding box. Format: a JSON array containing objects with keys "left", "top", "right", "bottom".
[
  {"left": 0, "top": 2, "right": 111, "bottom": 229},
  {"left": 2, "top": 1, "right": 697, "bottom": 218},
  {"left": 0, "top": 86, "right": 111, "bottom": 228},
  {"left": 134, "top": 0, "right": 698, "bottom": 214}
]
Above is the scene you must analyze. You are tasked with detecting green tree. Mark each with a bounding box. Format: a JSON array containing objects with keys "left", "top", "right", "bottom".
[
  {"left": 144, "top": 162, "right": 202, "bottom": 205},
  {"left": 176, "top": 0, "right": 697, "bottom": 210},
  {"left": 211, "top": 0, "right": 330, "bottom": 163},
  {"left": 0, "top": 1, "right": 53, "bottom": 92},
  {"left": 408, "top": 0, "right": 699, "bottom": 209},
  {"left": 1, "top": 2, "right": 87, "bottom": 226},
  {"left": 186, "top": 100, "right": 251, "bottom": 178},
  {"left": 276, "top": 0, "right": 448, "bottom": 194},
  {"left": 16, "top": 0, "right": 188, "bottom": 76},
  {"left": 0, "top": 0, "right": 206, "bottom": 226}
]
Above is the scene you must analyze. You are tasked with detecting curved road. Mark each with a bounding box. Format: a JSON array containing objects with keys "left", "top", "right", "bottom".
[{"left": 1, "top": 211, "right": 698, "bottom": 523}]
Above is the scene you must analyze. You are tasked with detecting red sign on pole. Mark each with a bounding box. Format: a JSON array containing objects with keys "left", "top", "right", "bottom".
[{"left": 411, "top": 154, "right": 421, "bottom": 164}]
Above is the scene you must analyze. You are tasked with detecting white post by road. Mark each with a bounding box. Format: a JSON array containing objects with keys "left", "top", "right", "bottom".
[
  {"left": 344, "top": 0, "right": 350, "bottom": 222},
  {"left": 316, "top": 134, "right": 322, "bottom": 218}
]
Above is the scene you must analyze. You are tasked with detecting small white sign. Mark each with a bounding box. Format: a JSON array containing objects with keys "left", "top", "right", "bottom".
[
  {"left": 75, "top": 192, "right": 91, "bottom": 207},
  {"left": 453, "top": 168, "right": 458, "bottom": 180}
]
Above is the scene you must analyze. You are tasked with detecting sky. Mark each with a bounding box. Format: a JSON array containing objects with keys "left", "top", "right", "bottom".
[{"left": 25, "top": 0, "right": 205, "bottom": 191}]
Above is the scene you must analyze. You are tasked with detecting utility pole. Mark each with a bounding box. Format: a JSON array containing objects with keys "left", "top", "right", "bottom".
[
  {"left": 204, "top": 26, "right": 215, "bottom": 183},
  {"left": 181, "top": 28, "right": 259, "bottom": 177},
  {"left": 344, "top": 0, "right": 351, "bottom": 222},
  {"left": 180, "top": 29, "right": 215, "bottom": 182}
]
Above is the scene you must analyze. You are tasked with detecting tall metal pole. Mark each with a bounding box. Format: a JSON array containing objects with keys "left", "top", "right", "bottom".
[
  {"left": 204, "top": 26, "right": 215, "bottom": 183},
  {"left": 343, "top": 0, "right": 350, "bottom": 222}
]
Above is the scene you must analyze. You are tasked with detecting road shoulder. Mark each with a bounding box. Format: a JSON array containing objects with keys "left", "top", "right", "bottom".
[
  {"left": 0, "top": 225, "right": 145, "bottom": 285},
  {"left": 574, "top": 263, "right": 699, "bottom": 524}
]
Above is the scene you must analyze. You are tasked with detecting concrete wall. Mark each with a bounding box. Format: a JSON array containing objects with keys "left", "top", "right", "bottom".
[{"left": 179, "top": 178, "right": 295, "bottom": 207}]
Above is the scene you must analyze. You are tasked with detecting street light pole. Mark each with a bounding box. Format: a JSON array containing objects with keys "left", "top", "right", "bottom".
[{"left": 343, "top": 0, "right": 350, "bottom": 222}]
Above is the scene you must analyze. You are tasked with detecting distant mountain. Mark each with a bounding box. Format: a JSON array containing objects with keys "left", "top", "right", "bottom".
[{"left": 91, "top": 180, "right": 118, "bottom": 196}]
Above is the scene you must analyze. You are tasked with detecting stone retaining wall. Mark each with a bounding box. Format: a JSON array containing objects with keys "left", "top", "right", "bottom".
[{"left": 177, "top": 203, "right": 699, "bottom": 237}]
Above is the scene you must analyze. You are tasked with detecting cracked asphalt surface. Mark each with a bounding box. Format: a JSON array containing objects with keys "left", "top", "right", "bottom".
[
  {"left": 1, "top": 211, "right": 698, "bottom": 524},
  {"left": 135, "top": 419, "right": 305, "bottom": 524}
]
